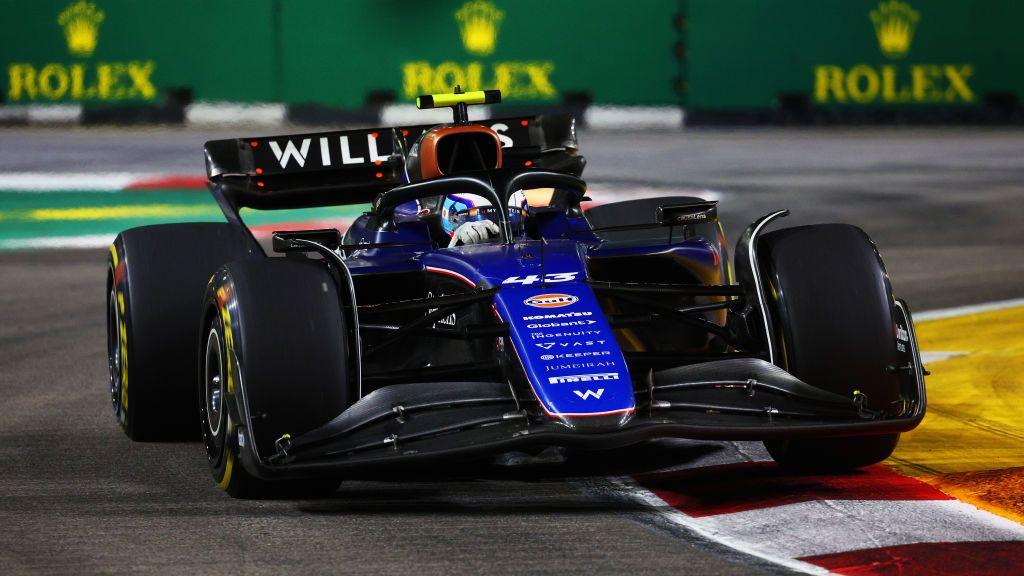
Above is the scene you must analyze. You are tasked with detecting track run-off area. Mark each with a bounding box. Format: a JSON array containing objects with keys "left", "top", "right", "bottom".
[{"left": 1, "top": 128, "right": 1023, "bottom": 575}]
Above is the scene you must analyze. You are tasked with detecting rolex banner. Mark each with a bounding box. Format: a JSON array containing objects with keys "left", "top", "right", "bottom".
[
  {"left": 681, "top": 0, "right": 1024, "bottom": 113},
  {"left": 0, "top": 0, "right": 278, "bottom": 104},
  {"left": 0, "top": 0, "right": 677, "bottom": 107},
  {"left": 1, "top": 0, "right": 1021, "bottom": 114}
]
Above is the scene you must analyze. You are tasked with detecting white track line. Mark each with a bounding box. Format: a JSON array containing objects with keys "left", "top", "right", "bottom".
[
  {"left": 585, "top": 106, "right": 684, "bottom": 130},
  {"left": 609, "top": 477, "right": 831, "bottom": 575},
  {"left": 26, "top": 104, "right": 82, "bottom": 124},
  {"left": 0, "top": 234, "right": 116, "bottom": 250},
  {"left": 185, "top": 102, "right": 286, "bottom": 127},
  {"left": 0, "top": 172, "right": 164, "bottom": 192},
  {"left": 687, "top": 499, "right": 1024, "bottom": 559},
  {"left": 381, "top": 103, "right": 490, "bottom": 126},
  {"left": 913, "top": 298, "right": 1024, "bottom": 322}
]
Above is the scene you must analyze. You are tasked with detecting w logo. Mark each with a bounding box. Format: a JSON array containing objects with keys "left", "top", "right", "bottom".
[{"left": 573, "top": 388, "right": 604, "bottom": 400}]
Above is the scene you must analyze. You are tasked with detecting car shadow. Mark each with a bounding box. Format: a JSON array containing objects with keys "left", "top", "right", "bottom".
[{"left": 292, "top": 440, "right": 743, "bottom": 515}]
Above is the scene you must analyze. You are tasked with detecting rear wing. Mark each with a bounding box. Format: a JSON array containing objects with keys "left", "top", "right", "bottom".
[{"left": 203, "top": 114, "right": 581, "bottom": 210}]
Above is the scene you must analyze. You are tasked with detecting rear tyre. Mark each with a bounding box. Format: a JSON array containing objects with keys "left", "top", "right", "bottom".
[
  {"left": 757, "top": 224, "right": 901, "bottom": 471},
  {"left": 107, "top": 223, "right": 254, "bottom": 441},
  {"left": 201, "top": 258, "right": 349, "bottom": 499}
]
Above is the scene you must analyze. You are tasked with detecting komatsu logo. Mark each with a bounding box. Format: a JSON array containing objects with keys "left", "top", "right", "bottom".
[{"left": 523, "top": 311, "right": 592, "bottom": 321}]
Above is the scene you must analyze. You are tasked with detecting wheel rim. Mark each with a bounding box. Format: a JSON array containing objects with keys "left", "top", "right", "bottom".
[
  {"left": 204, "top": 328, "right": 225, "bottom": 438},
  {"left": 107, "top": 287, "right": 122, "bottom": 416}
]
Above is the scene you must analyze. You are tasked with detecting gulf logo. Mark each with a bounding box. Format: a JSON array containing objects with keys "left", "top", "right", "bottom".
[{"left": 524, "top": 293, "right": 579, "bottom": 309}]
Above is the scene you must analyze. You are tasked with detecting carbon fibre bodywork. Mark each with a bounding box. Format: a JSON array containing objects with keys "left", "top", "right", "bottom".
[{"left": 191, "top": 114, "right": 927, "bottom": 481}]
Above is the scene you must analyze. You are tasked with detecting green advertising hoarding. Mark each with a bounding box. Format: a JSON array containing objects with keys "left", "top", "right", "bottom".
[
  {"left": 2, "top": 0, "right": 1021, "bottom": 117},
  {"left": 0, "top": 0, "right": 277, "bottom": 104},
  {"left": 279, "top": 0, "right": 678, "bottom": 107},
  {"left": 682, "top": 0, "right": 1024, "bottom": 111},
  {"left": 0, "top": 0, "right": 678, "bottom": 107}
]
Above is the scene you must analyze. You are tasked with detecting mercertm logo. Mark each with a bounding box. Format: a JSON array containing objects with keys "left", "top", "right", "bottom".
[{"left": 523, "top": 293, "right": 578, "bottom": 309}]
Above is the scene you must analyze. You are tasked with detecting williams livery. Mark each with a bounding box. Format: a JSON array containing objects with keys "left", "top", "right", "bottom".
[{"left": 106, "top": 89, "right": 926, "bottom": 498}]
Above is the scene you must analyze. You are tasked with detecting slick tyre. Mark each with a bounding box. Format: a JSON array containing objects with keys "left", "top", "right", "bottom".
[
  {"left": 201, "top": 259, "right": 349, "bottom": 499},
  {"left": 107, "top": 223, "right": 254, "bottom": 441},
  {"left": 757, "top": 224, "right": 901, "bottom": 471}
]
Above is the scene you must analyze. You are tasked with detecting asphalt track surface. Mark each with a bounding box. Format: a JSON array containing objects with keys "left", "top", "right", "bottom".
[{"left": 1, "top": 127, "right": 1023, "bottom": 574}]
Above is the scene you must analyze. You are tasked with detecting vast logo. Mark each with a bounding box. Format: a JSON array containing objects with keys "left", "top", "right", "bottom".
[
  {"left": 7, "top": 1, "right": 158, "bottom": 102},
  {"left": 401, "top": 1, "right": 556, "bottom": 101},
  {"left": 523, "top": 294, "right": 578, "bottom": 309},
  {"left": 813, "top": 1, "right": 973, "bottom": 105}
]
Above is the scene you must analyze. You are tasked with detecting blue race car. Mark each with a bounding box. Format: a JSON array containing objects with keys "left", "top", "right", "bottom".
[{"left": 106, "top": 89, "right": 926, "bottom": 498}]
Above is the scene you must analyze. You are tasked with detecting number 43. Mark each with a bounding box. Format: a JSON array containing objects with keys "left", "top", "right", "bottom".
[{"left": 503, "top": 272, "right": 578, "bottom": 285}]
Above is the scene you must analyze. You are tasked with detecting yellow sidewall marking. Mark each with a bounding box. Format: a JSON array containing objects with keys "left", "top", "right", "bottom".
[
  {"left": 217, "top": 450, "right": 234, "bottom": 490},
  {"left": 117, "top": 291, "right": 129, "bottom": 411}
]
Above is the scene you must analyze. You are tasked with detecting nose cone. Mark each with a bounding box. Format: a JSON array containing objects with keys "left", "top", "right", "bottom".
[{"left": 495, "top": 282, "right": 635, "bottom": 428}]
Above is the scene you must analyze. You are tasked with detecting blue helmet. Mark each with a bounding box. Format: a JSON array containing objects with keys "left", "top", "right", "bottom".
[{"left": 440, "top": 193, "right": 527, "bottom": 238}]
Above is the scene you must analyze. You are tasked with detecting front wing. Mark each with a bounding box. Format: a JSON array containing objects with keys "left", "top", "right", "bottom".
[{"left": 230, "top": 300, "right": 925, "bottom": 481}]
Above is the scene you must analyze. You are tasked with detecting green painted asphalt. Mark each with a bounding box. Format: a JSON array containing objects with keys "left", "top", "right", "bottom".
[{"left": 0, "top": 189, "right": 368, "bottom": 245}]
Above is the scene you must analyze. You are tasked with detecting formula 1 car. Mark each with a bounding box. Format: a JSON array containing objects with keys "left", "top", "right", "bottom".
[{"left": 106, "top": 89, "right": 926, "bottom": 498}]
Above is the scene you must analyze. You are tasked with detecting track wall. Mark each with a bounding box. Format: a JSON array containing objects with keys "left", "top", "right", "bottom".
[{"left": 2, "top": 0, "right": 1021, "bottom": 121}]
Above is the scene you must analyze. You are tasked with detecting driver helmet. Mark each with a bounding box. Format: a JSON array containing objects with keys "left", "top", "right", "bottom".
[{"left": 440, "top": 193, "right": 528, "bottom": 238}]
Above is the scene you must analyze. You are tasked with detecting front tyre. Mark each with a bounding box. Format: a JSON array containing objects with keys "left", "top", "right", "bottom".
[
  {"left": 200, "top": 259, "right": 349, "bottom": 499},
  {"left": 765, "top": 434, "right": 900, "bottom": 472},
  {"left": 758, "top": 224, "right": 902, "bottom": 471},
  {"left": 200, "top": 310, "right": 341, "bottom": 499}
]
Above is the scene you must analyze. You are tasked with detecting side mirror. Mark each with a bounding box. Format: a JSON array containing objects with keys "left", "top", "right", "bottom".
[
  {"left": 272, "top": 229, "right": 342, "bottom": 253},
  {"left": 656, "top": 201, "right": 718, "bottom": 226}
]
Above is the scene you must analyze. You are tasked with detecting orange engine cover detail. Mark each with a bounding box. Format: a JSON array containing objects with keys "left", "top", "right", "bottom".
[{"left": 417, "top": 125, "right": 503, "bottom": 180}]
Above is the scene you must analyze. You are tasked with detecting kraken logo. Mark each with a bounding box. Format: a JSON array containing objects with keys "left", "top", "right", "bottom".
[
  {"left": 58, "top": 1, "right": 105, "bottom": 57},
  {"left": 455, "top": 0, "right": 504, "bottom": 57},
  {"left": 870, "top": 0, "right": 919, "bottom": 59}
]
